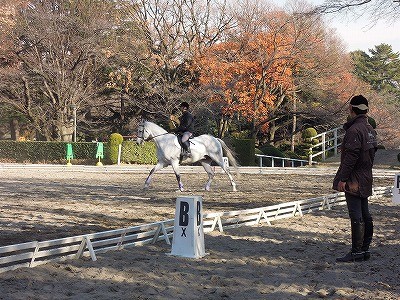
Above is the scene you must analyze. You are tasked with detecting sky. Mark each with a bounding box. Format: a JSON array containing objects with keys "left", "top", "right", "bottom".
[
  {"left": 271, "top": 0, "right": 400, "bottom": 54},
  {"left": 323, "top": 13, "right": 400, "bottom": 54}
]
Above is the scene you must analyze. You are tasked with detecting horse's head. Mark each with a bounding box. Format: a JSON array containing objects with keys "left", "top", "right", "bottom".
[
  {"left": 136, "top": 119, "right": 148, "bottom": 145},
  {"left": 137, "top": 120, "right": 167, "bottom": 145}
]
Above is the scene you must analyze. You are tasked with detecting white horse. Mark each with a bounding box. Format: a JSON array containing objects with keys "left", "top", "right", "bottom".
[{"left": 136, "top": 120, "right": 238, "bottom": 192}]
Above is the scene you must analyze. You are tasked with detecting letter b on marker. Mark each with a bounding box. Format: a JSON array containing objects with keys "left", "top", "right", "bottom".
[{"left": 179, "top": 201, "right": 189, "bottom": 226}]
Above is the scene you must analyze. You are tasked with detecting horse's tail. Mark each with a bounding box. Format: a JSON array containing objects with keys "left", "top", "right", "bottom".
[{"left": 217, "top": 138, "right": 239, "bottom": 174}]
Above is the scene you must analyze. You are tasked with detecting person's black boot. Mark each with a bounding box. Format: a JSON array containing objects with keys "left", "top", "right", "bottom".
[
  {"left": 336, "top": 251, "right": 364, "bottom": 262},
  {"left": 363, "top": 250, "right": 371, "bottom": 261},
  {"left": 362, "top": 219, "right": 373, "bottom": 261},
  {"left": 184, "top": 141, "right": 191, "bottom": 157},
  {"left": 336, "top": 220, "right": 365, "bottom": 263}
]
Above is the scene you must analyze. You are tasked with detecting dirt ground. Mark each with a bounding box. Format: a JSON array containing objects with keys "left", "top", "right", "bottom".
[
  {"left": 0, "top": 166, "right": 394, "bottom": 246},
  {"left": 0, "top": 165, "right": 399, "bottom": 299}
]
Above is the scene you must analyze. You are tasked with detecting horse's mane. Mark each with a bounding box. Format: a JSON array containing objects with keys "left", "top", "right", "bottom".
[{"left": 145, "top": 121, "right": 168, "bottom": 134}]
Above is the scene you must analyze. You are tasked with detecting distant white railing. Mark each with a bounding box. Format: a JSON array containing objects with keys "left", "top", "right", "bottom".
[
  {"left": 308, "top": 127, "right": 344, "bottom": 164},
  {"left": 256, "top": 154, "right": 313, "bottom": 168},
  {"left": 0, "top": 186, "right": 392, "bottom": 273}
]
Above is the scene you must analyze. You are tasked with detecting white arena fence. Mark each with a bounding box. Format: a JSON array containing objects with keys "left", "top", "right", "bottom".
[
  {"left": 0, "top": 186, "right": 392, "bottom": 274},
  {"left": 255, "top": 154, "right": 313, "bottom": 168}
]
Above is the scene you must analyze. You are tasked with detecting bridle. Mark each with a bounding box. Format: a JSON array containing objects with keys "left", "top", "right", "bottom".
[
  {"left": 137, "top": 122, "right": 147, "bottom": 141},
  {"left": 137, "top": 121, "right": 169, "bottom": 141}
]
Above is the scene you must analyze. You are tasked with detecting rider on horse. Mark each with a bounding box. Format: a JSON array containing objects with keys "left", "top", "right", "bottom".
[{"left": 171, "top": 102, "right": 194, "bottom": 158}]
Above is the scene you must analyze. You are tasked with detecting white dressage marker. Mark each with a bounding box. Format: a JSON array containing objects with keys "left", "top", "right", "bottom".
[
  {"left": 170, "top": 196, "right": 206, "bottom": 258},
  {"left": 393, "top": 173, "right": 400, "bottom": 205}
]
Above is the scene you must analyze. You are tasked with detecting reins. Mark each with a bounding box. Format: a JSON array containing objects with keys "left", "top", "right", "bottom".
[
  {"left": 137, "top": 123, "right": 170, "bottom": 141},
  {"left": 146, "top": 132, "right": 170, "bottom": 140}
]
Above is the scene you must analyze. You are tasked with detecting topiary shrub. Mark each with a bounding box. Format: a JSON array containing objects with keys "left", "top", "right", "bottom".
[
  {"left": 296, "top": 143, "right": 314, "bottom": 159},
  {"left": 259, "top": 144, "right": 285, "bottom": 158},
  {"left": 311, "top": 138, "right": 320, "bottom": 145},
  {"left": 108, "top": 133, "right": 123, "bottom": 164},
  {"left": 302, "top": 127, "right": 318, "bottom": 143}
]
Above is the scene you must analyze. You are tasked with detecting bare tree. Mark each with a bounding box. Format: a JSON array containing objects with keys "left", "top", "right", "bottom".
[
  {"left": 116, "top": 0, "right": 234, "bottom": 123},
  {"left": 314, "top": 0, "right": 400, "bottom": 23},
  {"left": 0, "top": 0, "right": 121, "bottom": 141}
]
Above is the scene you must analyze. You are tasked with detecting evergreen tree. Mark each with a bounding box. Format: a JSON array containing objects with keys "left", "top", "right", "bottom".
[{"left": 351, "top": 44, "right": 400, "bottom": 100}]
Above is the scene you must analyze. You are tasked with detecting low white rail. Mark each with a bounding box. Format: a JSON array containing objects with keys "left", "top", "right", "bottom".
[
  {"left": 256, "top": 154, "right": 313, "bottom": 168},
  {"left": 0, "top": 186, "right": 392, "bottom": 273},
  {"left": 0, "top": 220, "right": 174, "bottom": 273}
]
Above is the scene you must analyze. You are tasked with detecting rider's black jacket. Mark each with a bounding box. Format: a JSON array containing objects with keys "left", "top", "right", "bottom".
[{"left": 175, "top": 111, "right": 194, "bottom": 133}]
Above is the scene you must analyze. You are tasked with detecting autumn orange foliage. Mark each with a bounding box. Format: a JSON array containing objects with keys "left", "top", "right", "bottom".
[{"left": 194, "top": 12, "right": 299, "bottom": 133}]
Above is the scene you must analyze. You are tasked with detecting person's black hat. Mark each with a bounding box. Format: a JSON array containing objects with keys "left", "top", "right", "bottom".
[
  {"left": 350, "top": 95, "right": 368, "bottom": 111},
  {"left": 180, "top": 101, "right": 189, "bottom": 109}
]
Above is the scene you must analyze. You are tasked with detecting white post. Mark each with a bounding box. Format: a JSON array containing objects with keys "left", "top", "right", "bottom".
[
  {"left": 392, "top": 174, "right": 400, "bottom": 205},
  {"left": 322, "top": 133, "right": 326, "bottom": 161},
  {"left": 170, "top": 196, "right": 206, "bottom": 258},
  {"left": 334, "top": 128, "right": 338, "bottom": 156},
  {"left": 73, "top": 106, "right": 77, "bottom": 142},
  {"left": 117, "top": 144, "right": 122, "bottom": 165},
  {"left": 221, "top": 156, "right": 229, "bottom": 173}
]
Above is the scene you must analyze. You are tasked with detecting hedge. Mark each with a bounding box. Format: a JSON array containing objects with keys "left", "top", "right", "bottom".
[
  {"left": 121, "top": 141, "right": 157, "bottom": 165},
  {"left": 0, "top": 140, "right": 157, "bottom": 165},
  {"left": 234, "top": 138, "right": 255, "bottom": 166}
]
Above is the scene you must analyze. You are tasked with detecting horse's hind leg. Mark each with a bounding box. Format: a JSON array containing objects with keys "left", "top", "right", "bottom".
[
  {"left": 225, "top": 168, "right": 237, "bottom": 192},
  {"left": 144, "top": 162, "right": 166, "bottom": 190},
  {"left": 200, "top": 159, "right": 215, "bottom": 191},
  {"left": 211, "top": 155, "right": 237, "bottom": 192}
]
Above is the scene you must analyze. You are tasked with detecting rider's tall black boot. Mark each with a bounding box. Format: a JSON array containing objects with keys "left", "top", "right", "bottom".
[
  {"left": 183, "top": 140, "right": 191, "bottom": 157},
  {"left": 336, "top": 220, "right": 365, "bottom": 263},
  {"left": 362, "top": 219, "right": 373, "bottom": 261}
]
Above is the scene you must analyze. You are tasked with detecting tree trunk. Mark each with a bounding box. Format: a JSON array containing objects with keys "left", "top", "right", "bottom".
[
  {"left": 218, "top": 117, "right": 228, "bottom": 138},
  {"left": 269, "top": 120, "right": 276, "bottom": 145},
  {"left": 291, "top": 97, "right": 297, "bottom": 152},
  {"left": 10, "top": 118, "right": 19, "bottom": 141}
]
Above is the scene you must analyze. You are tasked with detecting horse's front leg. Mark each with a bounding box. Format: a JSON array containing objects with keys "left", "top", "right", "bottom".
[
  {"left": 171, "top": 160, "right": 184, "bottom": 191},
  {"left": 144, "top": 162, "right": 166, "bottom": 190}
]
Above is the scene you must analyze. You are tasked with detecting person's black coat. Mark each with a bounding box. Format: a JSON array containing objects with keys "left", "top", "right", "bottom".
[{"left": 175, "top": 111, "right": 194, "bottom": 133}]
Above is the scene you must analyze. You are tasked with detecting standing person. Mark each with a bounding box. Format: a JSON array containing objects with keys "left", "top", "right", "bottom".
[
  {"left": 333, "top": 95, "right": 378, "bottom": 262},
  {"left": 171, "top": 101, "right": 194, "bottom": 157}
]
